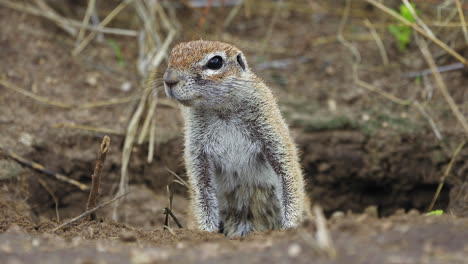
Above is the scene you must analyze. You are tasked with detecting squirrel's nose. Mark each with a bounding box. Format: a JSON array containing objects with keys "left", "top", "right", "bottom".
[
  {"left": 163, "top": 70, "right": 180, "bottom": 89},
  {"left": 164, "top": 79, "right": 179, "bottom": 89}
]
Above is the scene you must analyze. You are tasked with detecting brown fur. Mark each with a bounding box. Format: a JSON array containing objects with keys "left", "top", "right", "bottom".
[{"left": 169, "top": 40, "right": 240, "bottom": 70}]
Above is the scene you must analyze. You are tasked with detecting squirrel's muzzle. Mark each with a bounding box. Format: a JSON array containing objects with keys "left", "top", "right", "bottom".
[{"left": 163, "top": 69, "right": 180, "bottom": 89}]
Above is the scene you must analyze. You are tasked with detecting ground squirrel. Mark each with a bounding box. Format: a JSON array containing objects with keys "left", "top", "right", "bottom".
[{"left": 162, "top": 40, "right": 307, "bottom": 237}]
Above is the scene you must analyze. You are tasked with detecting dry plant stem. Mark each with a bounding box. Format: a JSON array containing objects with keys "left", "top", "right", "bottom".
[
  {"left": 354, "top": 72, "right": 412, "bottom": 106},
  {"left": 112, "top": 85, "right": 150, "bottom": 221},
  {"left": 52, "top": 123, "right": 124, "bottom": 136},
  {"left": 338, "top": 0, "right": 410, "bottom": 105},
  {"left": 73, "top": 0, "right": 135, "bottom": 56},
  {"left": 427, "top": 141, "right": 466, "bottom": 212},
  {"left": 163, "top": 207, "right": 183, "bottom": 228},
  {"left": 363, "top": 19, "right": 389, "bottom": 66},
  {"left": 0, "top": 78, "right": 72, "bottom": 109},
  {"left": 1, "top": 78, "right": 138, "bottom": 110},
  {"left": 455, "top": 0, "right": 468, "bottom": 44},
  {"left": 77, "top": 95, "right": 140, "bottom": 109},
  {"left": 163, "top": 185, "right": 171, "bottom": 228},
  {"left": 76, "top": 0, "right": 96, "bottom": 46},
  {"left": 260, "top": 0, "right": 283, "bottom": 56},
  {"left": 138, "top": 96, "right": 157, "bottom": 144},
  {"left": 133, "top": 0, "right": 161, "bottom": 48},
  {"left": 33, "top": 0, "right": 76, "bottom": 36},
  {"left": 414, "top": 102, "right": 442, "bottom": 141},
  {"left": 0, "top": 0, "right": 137, "bottom": 37},
  {"left": 53, "top": 192, "right": 129, "bottom": 232},
  {"left": 313, "top": 206, "right": 336, "bottom": 259},
  {"left": 166, "top": 168, "right": 189, "bottom": 188},
  {"left": 418, "top": 39, "right": 468, "bottom": 136},
  {"left": 38, "top": 178, "right": 60, "bottom": 222},
  {"left": 365, "top": 0, "right": 467, "bottom": 66},
  {"left": 223, "top": 0, "right": 243, "bottom": 29},
  {"left": 0, "top": 147, "right": 89, "bottom": 191},
  {"left": 87, "top": 136, "right": 111, "bottom": 220},
  {"left": 147, "top": 114, "right": 156, "bottom": 163},
  {"left": 112, "top": 12, "right": 174, "bottom": 217},
  {"left": 337, "top": 0, "right": 360, "bottom": 63},
  {"left": 163, "top": 225, "right": 176, "bottom": 236}
]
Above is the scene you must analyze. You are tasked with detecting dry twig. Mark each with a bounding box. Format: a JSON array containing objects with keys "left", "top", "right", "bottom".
[
  {"left": 417, "top": 38, "right": 468, "bottom": 136},
  {"left": 363, "top": 19, "right": 389, "bottom": 66},
  {"left": 1, "top": 78, "right": 138, "bottom": 110},
  {"left": 337, "top": 0, "right": 411, "bottom": 106},
  {"left": 0, "top": 78, "right": 72, "bottom": 109},
  {"left": 53, "top": 192, "right": 129, "bottom": 232},
  {"left": 0, "top": 147, "right": 89, "bottom": 191},
  {"left": 455, "top": 0, "right": 468, "bottom": 44},
  {"left": 166, "top": 168, "right": 189, "bottom": 188},
  {"left": 75, "top": 0, "right": 96, "bottom": 46},
  {"left": 33, "top": 0, "right": 76, "bottom": 36},
  {"left": 163, "top": 207, "right": 183, "bottom": 228},
  {"left": 38, "top": 178, "right": 60, "bottom": 222},
  {"left": 52, "top": 123, "right": 124, "bottom": 136},
  {"left": 73, "top": 0, "right": 135, "bottom": 56},
  {"left": 427, "top": 140, "right": 466, "bottom": 212},
  {"left": 87, "top": 135, "right": 111, "bottom": 220},
  {"left": 0, "top": 0, "right": 137, "bottom": 36}
]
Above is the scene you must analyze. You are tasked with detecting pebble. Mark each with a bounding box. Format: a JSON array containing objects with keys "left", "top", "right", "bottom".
[
  {"left": 120, "top": 81, "right": 132, "bottom": 92},
  {"left": 288, "top": 243, "right": 302, "bottom": 257},
  {"left": 364, "top": 205, "right": 379, "bottom": 218}
]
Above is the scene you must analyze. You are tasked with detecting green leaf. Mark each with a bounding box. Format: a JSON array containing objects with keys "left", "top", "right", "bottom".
[
  {"left": 425, "top": 210, "right": 444, "bottom": 216},
  {"left": 107, "top": 39, "right": 125, "bottom": 67},
  {"left": 400, "top": 4, "right": 416, "bottom": 22},
  {"left": 388, "top": 2, "right": 419, "bottom": 51}
]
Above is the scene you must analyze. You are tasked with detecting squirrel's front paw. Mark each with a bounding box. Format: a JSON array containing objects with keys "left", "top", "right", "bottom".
[{"left": 223, "top": 221, "right": 254, "bottom": 238}]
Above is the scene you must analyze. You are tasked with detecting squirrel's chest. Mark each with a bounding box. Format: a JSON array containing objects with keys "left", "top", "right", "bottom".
[{"left": 201, "top": 117, "right": 261, "bottom": 169}]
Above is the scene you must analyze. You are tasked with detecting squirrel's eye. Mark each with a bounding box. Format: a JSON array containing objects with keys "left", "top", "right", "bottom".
[{"left": 206, "top": 56, "right": 223, "bottom": 70}]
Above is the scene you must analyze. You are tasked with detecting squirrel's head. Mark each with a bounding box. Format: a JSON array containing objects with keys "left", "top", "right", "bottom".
[{"left": 163, "top": 40, "right": 251, "bottom": 109}]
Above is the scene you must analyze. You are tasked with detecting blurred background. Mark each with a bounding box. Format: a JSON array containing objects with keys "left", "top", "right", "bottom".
[{"left": 0, "top": 0, "right": 467, "bottom": 230}]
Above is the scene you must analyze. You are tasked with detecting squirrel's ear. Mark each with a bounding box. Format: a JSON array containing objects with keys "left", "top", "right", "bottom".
[{"left": 236, "top": 53, "right": 246, "bottom": 71}]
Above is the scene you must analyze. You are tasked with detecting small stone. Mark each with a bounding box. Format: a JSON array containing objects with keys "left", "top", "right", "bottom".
[
  {"left": 325, "top": 65, "right": 335, "bottom": 75},
  {"left": 19, "top": 132, "right": 33, "bottom": 147},
  {"left": 362, "top": 114, "right": 370, "bottom": 121},
  {"left": 327, "top": 99, "right": 337, "bottom": 112},
  {"left": 331, "top": 211, "right": 344, "bottom": 219},
  {"left": 31, "top": 238, "right": 40, "bottom": 247},
  {"left": 364, "top": 205, "right": 378, "bottom": 218},
  {"left": 408, "top": 209, "right": 420, "bottom": 216},
  {"left": 381, "top": 221, "right": 393, "bottom": 231},
  {"left": 85, "top": 73, "right": 99, "bottom": 87},
  {"left": 120, "top": 81, "right": 132, "bottom": 92},
  {"left": 288, "top": 243, "right": 302, "bottom": 257},
  {"left": 176, "top": 242, "right": 186, "bottom": 249},
  {"left": 356, "top": 214, "right": 368, "bottom": 222}
]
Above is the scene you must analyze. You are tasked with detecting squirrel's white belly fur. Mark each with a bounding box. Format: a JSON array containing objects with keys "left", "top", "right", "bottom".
[{"left": 203, "top": 115, "right": 284, "bottom": 220}]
